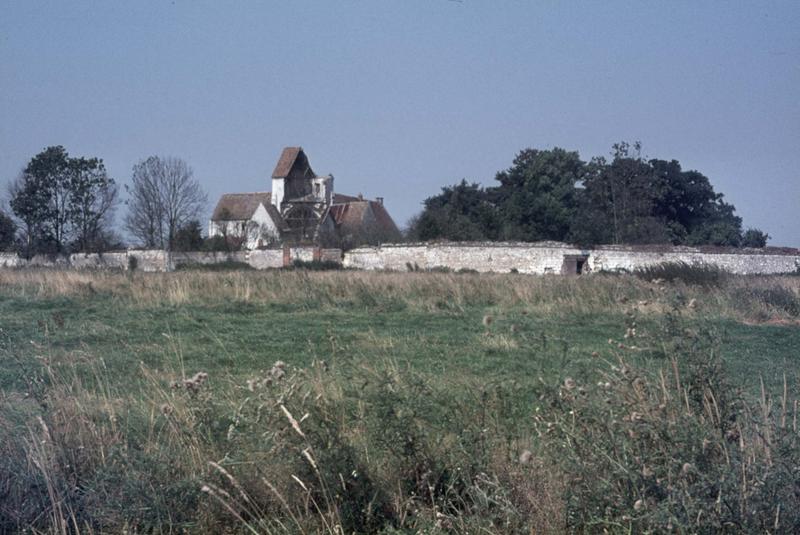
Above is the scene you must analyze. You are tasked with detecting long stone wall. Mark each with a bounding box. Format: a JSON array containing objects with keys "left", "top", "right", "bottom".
[
  {"left": 0, "top": 247, "right": 341, "bottom": 272},
  {"left": 343, "top": 242, "right": 800, "bottom": 275},
  {"left": 2, "top": 243, "right": 797, "bottom": 275}
]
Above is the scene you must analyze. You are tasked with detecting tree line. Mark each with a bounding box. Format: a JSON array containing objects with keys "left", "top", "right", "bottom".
[
  {"left": 1, "top": 146, "right": 209, "bottom": 256},
  {"left": 1, "top": 143, "right": 771, "bottom": 256},
  {"left": 407, "top": 142, "right": 769, "bottom": 248}
]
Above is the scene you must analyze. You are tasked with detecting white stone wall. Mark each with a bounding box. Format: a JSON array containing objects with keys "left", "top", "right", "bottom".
[
  {"left": 247, "top": 249, "right": 284, "bottom": 269},
  {"left": 0, "top": 252, "right": 24, "bottom": 268},
  {"left": 344, "top": 243, "right": 582, "bottom": 274},
  {"left": 589, "top": 248, "right": 800, "bottom": 275},
  {"left": 128, "top": 250, "right": 169, "bottom": 272},
  {"left": 1, "top": 243, "right": 795, "bottom": 275},
  {"left": 69, "top": 252, "right": 129, "bottom": 270},
  {"left": 344, "top": 242, "right": 800, "bottom": 275}
]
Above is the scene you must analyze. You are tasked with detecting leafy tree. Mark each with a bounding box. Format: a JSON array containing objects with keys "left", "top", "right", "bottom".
[
  {"left": 408, "top": 142, "right": 762, "bottom": 248},
  {"left": 8, "top": 175, "right": 47, "bottom": 255},
  {"left": 571, "top": 142, "right": 671, "bottom": 245},
  {"left": 11, "top": 147, "right": 70, "bottom": 252},
  {"left": 10, "top": 146, "right": 118, "bottom": 254},
  {"left": 0, "top": 210, "right": 15, "bottom": 251},
  {"left": 649, "top": 159, "right": 743, "bottom": 246},
  {"left": 173, "top": 220, "right": 204, "bottom": 251},
  {"left": 571, "top": 143, "right": 746, "bottom": 246},
  {"left": 684, "top": 202, "right": 743, "bottom": 247},
  {"left": 492, "top": 148, "right": 583, "bottom": 241},
  {"left": 407, "top": 180, "right": 498, "bottom": 241},
  {"left": 741, "top": 228, "right": 769, "bottom": 248},
  {"left": 125, "top": 156, "right": 207, "bottom": 250}
]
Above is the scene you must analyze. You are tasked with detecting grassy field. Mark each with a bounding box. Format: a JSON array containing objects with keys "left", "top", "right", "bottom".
[{"left": 1, "top": 268, "right": 798, "bottom": 533}]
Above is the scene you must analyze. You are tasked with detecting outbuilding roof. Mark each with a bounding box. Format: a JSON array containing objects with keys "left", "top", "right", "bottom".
[{"left": 329, "top": 198, "right": 401, "bottom": 238}]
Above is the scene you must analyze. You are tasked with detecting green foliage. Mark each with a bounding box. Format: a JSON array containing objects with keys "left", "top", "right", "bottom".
[
  {"left": 407, "top": 180, "right": 498, "bottom": 241},
  {"left": 172, "top": 220, "right": 204, "bottom": 251},
  {"left": 9, "top": 146, "right": 118, "bottom": 255},
  {"left": 741, "top": 228, "right": 770, "bottom": 248},
  {"left": 411, "top": 142, "right": 758, "bottom": 247},
  {"left": 492, "top": 148, "right": 583, "bottom": 241}
]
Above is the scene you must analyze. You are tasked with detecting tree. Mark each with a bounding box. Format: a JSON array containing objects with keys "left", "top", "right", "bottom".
[
  {"left": 9, "top": 146, "right": 118, "bottom": 254},
  {"left": 407, "top": 142, "right": 763, "bottom": 248},
  {"left": 407, "top": 180, "right": 498, "bottom": 241},
  {"left": 571, "top": 142, "right": 672, "bottom": 245},
  {"left": 173, "top": 220, "right": 204, "bottom": 251},
  {"left": 0, "top": 210, "right": 15, "bottom": 251},
  {"left": 68, "top": 157, "right": 119, "bottom": 252},
  {"left": 570, "top": 142, "right": 747, "bottom": 246},
  {"left": 125, "top": 156, "right": 207, "bottom": 250},
  {"left": 741, "top": 228, "right": 769, "bottom": 248},
  {"left": 11, "top": 146, "right": 70, "bottom": 252},
  {"left": 649, "top": 160, "right": 743, "bottom": 246},
  {"left": 492, "top": 148, "right": 583, "bottom": 241}
]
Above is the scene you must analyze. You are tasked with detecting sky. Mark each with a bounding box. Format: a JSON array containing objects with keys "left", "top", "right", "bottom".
[{"left": 1, "top": 1, "right": 798, "bottom": 246}]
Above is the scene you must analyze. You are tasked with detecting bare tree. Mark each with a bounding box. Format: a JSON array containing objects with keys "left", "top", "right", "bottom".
[{"left": 125, "top": 156, "right": 207, "bottom": 250}]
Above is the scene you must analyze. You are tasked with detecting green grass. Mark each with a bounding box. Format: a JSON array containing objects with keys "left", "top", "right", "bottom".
[
  {"left": 2, "top": 290, "right": 796, "bottom": 397},
  {"left": 0, "top": 270, "right": 798, "bottom": 533}
]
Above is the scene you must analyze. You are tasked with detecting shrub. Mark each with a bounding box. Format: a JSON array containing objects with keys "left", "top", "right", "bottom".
[
  {"left": 634, "top": 261, "right": 729, "bottom": 287},
  {"left": 536, "top": 324, "right": 800, "bottom": 532},
  {"left": 733, "top": 285, "right": 800, "bottom": 318}
]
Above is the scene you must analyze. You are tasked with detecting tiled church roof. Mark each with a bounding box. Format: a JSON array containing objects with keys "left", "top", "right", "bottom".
[{"left": 211, "top": 192, "right": 275, "bottom": 220}]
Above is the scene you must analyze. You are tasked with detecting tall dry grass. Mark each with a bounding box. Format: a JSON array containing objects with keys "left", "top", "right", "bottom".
[
  {"left": 1, "top": 268, "right": 798, "bottom": 321},
  {"left": 0, "top": 350, "right": 568, "bottom": 533},
  {"left": 2, "top": 315, "right": 798, "bottom": 532}
]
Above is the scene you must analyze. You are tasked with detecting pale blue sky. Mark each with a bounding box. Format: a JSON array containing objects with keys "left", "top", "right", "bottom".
[{"left": 1, "top": 1, "right": 798, "bottom": 245}]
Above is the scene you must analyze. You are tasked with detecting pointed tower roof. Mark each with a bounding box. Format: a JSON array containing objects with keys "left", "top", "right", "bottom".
[{"left": 271, "top": 146, "right": 315, "bottom": 179}]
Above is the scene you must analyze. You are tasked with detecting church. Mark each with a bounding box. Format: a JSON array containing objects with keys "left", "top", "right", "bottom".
[{"left": 209, "top": 147, "right": 401, "bottom": 249}]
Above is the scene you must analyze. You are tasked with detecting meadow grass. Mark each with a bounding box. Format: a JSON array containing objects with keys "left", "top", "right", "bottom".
[{"left": 0, "top": 269, "right": 798, "bottom": 532}]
